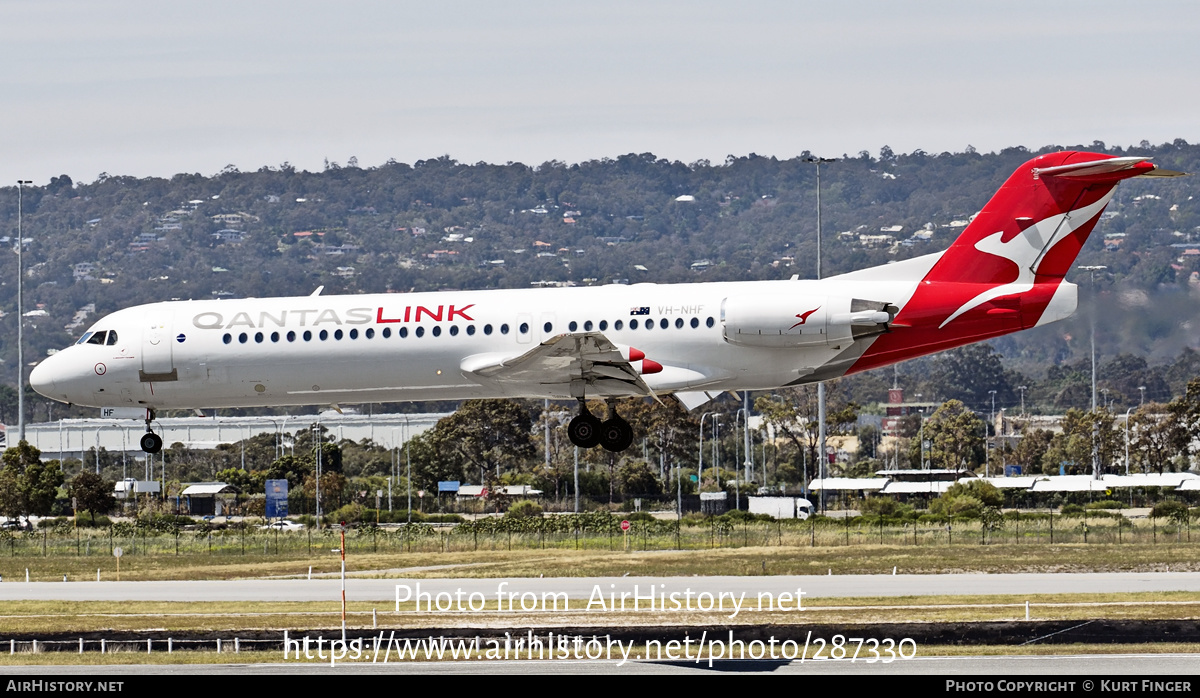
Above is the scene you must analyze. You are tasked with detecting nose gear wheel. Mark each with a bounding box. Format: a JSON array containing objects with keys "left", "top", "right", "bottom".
[{"left": 140, "top": 409, "right": 163, "bottom": 454}]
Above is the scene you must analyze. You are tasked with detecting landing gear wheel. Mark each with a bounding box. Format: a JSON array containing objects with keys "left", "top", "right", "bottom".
[
  {"left": 140, "top": 432, "right": 163, "bottom": 454},
  {"left": 568, "top": 411, "right": 603, "bottom": 449},
  {"left": 600, "top": 416, "right": 634, "bottom": 453}
]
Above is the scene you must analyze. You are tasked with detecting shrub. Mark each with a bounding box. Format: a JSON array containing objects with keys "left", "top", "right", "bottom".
[
  {"left": 1060, "top": 504, "right": 1085, "bottom": 516},
  {"left": 330, "top": 503, "right": 367, "bottom": 525},
  {"left": 424, "top": 514, "right": 466, "bottom": 524},
  {"left": 505, "top": 500, "right": 544, "bottom": 518},
  {"left": 859, "top": 497, "right": 899, "bottom": 517},
  {"left": 358, "top": 508, "right": 426, "bottom": 524},
  {"left": 720, "top": 509, "right": 773, "bottom": 523},
  {"left": 930, "top": 480, "right": 1001, "bottom": 518},
  {"left": 1085, "top": 499, "right": 1127, "bottom": 510},
  {"left": 73, "top": 513, "right": 113, "bottom": 528},
  {"left": 1150, "top": 500, "right": 1189, "bottom": 522}
]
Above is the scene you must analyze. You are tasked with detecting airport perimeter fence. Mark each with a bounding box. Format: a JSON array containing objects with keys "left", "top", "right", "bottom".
[
  {"left": 0, "top": 513, "right": 1193, "bottom": 560},
  {"left": 4, "top": 637, "right": 277, "bottom": 655}
]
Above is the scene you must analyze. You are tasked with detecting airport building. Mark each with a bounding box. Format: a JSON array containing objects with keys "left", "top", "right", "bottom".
[{"left": 17, "top": 410, "right": 450, "bottom": 461}]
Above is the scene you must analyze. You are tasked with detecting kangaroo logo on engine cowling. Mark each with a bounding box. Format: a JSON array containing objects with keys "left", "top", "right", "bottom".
[{"left": 789, "top": 307, "right": 821, "bottom": 330}]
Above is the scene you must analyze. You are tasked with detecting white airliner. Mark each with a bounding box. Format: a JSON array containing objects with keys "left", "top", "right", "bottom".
[{"left": 30, "top": 152, "right": 1178, "bottom": 454}]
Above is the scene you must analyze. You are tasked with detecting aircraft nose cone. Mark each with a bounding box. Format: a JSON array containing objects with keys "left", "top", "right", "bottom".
[{"left": 29, "top": 354, "right": 63, "bottom": 399}]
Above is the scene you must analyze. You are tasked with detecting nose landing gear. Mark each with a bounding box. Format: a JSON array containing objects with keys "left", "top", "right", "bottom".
[{"left": 140, "top": 409, "right": 163, "bottom": 454}]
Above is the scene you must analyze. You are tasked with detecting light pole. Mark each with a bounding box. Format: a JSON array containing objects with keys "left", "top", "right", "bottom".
[
  {"left": 313, "top": 421, "right": 322, "bottom": 528},
  {"left": 403, "top": 415, "right": 411, "bottom": 522},
  {"left": 543, "top": 399, "right": 551, "bottom": 471},
  {"left": 15, "top": 180, "right": 32, "bottom": 443},
  {"left": 988, "top": 389, "right": 998, "bottom": 477},
  {"left": 919, "top": 411, "right": 928, "bottom": 470},
  {"left": 711, "top": 416, "right": 722, "bottom": 482},
  {"left": 742, "top": 391, "right": 753, "bottom": 484},
  {"left": 1077, "top": 264, "right": 1107, "bottom": 479},
  {"left": 1138, "top": 386, "right": 1146, "bottom": 406},
  {"left": 734, "top": 408, "right": 743, "bottom": 482},
  {"left": 1018, "top": 385, "right": 1027, "bottom": 416},
  {"left": 1124, "top": 406, "right": 1135, "bottom": 475},
  {"left": 807, "top": 158, "right": 834, "bottom": 513},
  {"left": 390, "top": 427, "right": 397, "bottom": 512},
  {"left": 698, "top": 411, "right": 716, "bottom": 486},
  {"left": 264, "top": 416, "right": 290, "bottom": 461}
]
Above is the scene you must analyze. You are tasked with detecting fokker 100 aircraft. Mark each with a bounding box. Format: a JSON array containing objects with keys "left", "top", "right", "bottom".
[{"left": 30, "top": 151, "right": 1180, "bottom": 454}]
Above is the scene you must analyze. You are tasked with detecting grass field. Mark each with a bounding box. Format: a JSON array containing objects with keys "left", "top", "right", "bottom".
[{"left": 4, "top": 542, "right": 1200, "bottom": 582}]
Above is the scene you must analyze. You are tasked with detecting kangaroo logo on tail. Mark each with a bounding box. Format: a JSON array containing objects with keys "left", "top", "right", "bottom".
[{"left": 939, "top": 191, "right": 1114, "bottom": 328}]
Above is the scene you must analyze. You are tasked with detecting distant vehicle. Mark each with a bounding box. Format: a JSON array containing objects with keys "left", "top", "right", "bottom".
[
  {"left": 0, "top": 519, "right": 23, "bottom": 531},
  {"left": 29, "top": 153, "right": 1180, "bottom": 455},
  {"left": 796, "top": 498, "right": 815, "bottom": 520},
  {"left": 259, "top": 520, "right": 305, "bottom": 531},
  {"left": 201, "top": 515, "right": 215, "bottom": 522}
]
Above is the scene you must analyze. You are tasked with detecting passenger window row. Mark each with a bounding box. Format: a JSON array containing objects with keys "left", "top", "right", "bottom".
[{"left": 220, "top": 317, "right": 716, "bottom": 345}]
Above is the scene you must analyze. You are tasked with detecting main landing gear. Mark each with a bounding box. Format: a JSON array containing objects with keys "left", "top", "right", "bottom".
[
  {"left": 568, "top": 399, "right": 634, "bottom": 453},
  {"left": 140, "top": 409, "right": 163, "bottom": 454}
]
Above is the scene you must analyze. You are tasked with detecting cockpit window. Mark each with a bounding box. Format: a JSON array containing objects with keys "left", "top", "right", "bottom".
[
  {"left": 75, "top": 332, "right": 93, "bottom": 345},
  {"left": 86, "top": 331, "right": 107, "bottom": 345},
  {"left": 106, "top": 331, "right": 118, "bottom": 345}
]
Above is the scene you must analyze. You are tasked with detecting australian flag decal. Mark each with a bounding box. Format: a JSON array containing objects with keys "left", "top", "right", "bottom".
[{"left": 630, "top": 306, "right": 650, "bottom": 316}]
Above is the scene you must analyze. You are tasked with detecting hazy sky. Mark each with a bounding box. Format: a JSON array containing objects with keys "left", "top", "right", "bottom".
[{"left": 3, "top": 1, "right": 1198, "bottom": 184}]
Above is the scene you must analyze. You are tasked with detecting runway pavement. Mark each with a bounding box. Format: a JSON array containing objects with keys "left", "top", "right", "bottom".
[
  {"left": 2, "top": 654, "right": 1198, "bottom": 675},
  {"left": 0, "top": 572, "right": 1197, "bottom": 602}
]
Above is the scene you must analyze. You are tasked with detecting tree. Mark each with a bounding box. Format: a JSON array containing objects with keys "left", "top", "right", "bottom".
[
  {"left": 303, "top": 471, "right": 348, "bottom": 516},
  {"left": 0, "top": 441, "right": 63, "bottom": 517},
  {"left": 68, "top": 471, "right": 115, "bottom": 523},
  {"left": 265, "top": 455, "right": 312, "bottom": 489},
  {"left": 1169, "top": 378, "right": 1200, "bottom": 469},
  {"left": 215, "top": 468, "right": 254, "bottom": 492},
  {"left": 618, "top": 399, "right": 699, "bottom": 473},
  {"left": 1010, "top": 428, "right": 1053, "bottom": 475},
  {"left": 1129, "top": 403, "right": 1185, "bottom": 474},
  {"left": 617, "top": 460, "right": 662, "bottom": 497},
  {"left": 926, "top": 344, "right": 1016, "bottom": 412},
  {"left": 907, "top": 400, "right": 985, "bottom": 470},
  {"left": 1058, "top": 408, "right": 1123, "bottom": 475},
  {"left": 756, "top": 382, "right": 858, "bottom": 486},
  {"left": 418, "top": 400, "right": 536, "bottom": 485}
]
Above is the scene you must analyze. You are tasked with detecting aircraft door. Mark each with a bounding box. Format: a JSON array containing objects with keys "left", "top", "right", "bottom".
[{"left": 140, "top": 309, "right": 178, "bottom": 381}]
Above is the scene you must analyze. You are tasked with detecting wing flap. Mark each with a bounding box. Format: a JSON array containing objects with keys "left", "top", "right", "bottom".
[{"left": 461, "top": 332, "right": 656, "bottom": 398}]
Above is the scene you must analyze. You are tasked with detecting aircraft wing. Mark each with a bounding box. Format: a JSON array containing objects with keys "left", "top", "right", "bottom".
[{"left": 460, "top": 332, "right": 656, "bottom": 398}]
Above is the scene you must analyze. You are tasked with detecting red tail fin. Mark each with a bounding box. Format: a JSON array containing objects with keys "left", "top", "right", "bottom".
[
  {"left": 851, "top": 151, "right": 1156, "bottom": 371},
  {"left": 930, "top": 152, "right": 1152, "bottom": 288}
]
